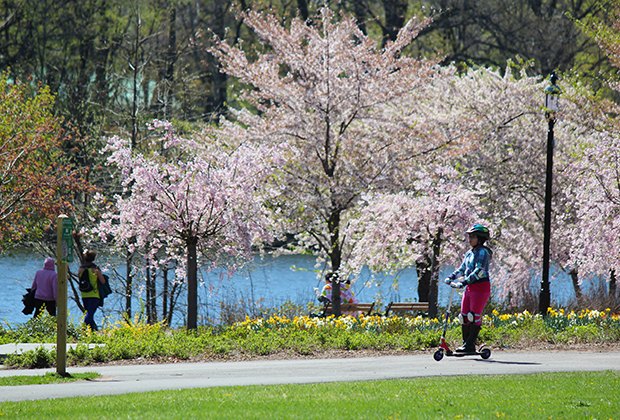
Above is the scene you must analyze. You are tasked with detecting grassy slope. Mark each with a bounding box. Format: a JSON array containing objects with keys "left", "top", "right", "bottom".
[{"left": 0, "top": 371, "right": 618, "bottom": 419}]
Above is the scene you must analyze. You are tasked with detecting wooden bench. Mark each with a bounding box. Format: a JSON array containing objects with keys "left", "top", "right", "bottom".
[
  {"left": 321, "top": 301, "right": 375, "bottom": 316},
  {"left": 384, "top": 302, "right": 429, "bottom": 317}
]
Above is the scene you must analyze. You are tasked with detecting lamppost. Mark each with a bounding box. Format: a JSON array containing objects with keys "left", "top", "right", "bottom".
[{"left": 539, "top": 73, "right": 560, "bottom": 315}]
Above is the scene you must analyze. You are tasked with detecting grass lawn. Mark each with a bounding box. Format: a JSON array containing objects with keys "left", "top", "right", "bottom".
[
  {"left": 0, "top": 371, "right": 618, "bottom": 419},
  {"left": 0, "top": 372, "right": 100, "bottom": 386}
]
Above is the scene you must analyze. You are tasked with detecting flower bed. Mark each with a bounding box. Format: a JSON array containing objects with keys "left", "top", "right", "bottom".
[{"left": 2, "top": 308, "right": 619, "bottom": 368}]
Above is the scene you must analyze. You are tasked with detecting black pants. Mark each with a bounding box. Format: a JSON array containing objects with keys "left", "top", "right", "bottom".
[
  {"left": 33, "top": 299, "right": 56, "bottom": 317},
  {"left": 83, "top": 297, "right": 100, "bottom": 331}
]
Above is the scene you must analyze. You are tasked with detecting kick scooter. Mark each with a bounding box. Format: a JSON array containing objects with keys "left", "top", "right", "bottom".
[{"left": 433, "top": 285, "right": 491, "bottom": 361}]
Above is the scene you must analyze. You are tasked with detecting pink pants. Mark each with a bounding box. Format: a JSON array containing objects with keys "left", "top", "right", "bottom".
[{"left": 461, "top": 281, "right": 491, "bottom": 326}]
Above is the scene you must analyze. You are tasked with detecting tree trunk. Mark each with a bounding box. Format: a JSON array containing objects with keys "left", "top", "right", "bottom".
[
  {"left": 125, "top": 249, "right": 134, "bottom": 320},
  {"left": 328, "top": 209, "right": 342, "bottom": 316},
  {"left": 70, "top": 25, "right": 94, "bottom": 136},
  {"left": 68, "top": 271, "right": 85, "bottom": 313},
  {"left": 427, "top": 227, "right": 443, "bottom": 318},
  {"left": 416, "top": 257, "right": 431, "bottom": 303},
  {"left": 206, "top": 1, "right": 227, "bottom": 118},
  {"left": 70, "top": 231, "right": 86, "bottom": 312},
  {"left": 570, "top": 268, "right": 582, "bottom": 303},
  {"left": 161, "top": 4, "right": 176, "bottom": 119},
  {"left": 167, "top": 281, "right": 180, "bottom": 325},
  {"left": 146, "top": 264, "right": 152, "bottom": 322},
  {"left": 610, "top": 269, "right": 617, "bottom": 301},
  {"left": 146, "top": 261, "right": 157, "bottom": 324},
  {"left": 130, "top": 11, "right": 141, "bottom": 149},
  {"left": 382, "top": 0, "right": 408, "bottom": 46},
  {"left": 297, "top": 0, "right": 309, "bottom": 21},
  {"left": 528, "top": 0, "right": 543, "bottom": 16},
  {"left": 94, "top": 7, "right": 112, "bottom": 113},
  {"left": 162, "top": 264, "right": 169, "bottom": 322},
  {"left": 187, "top": 235, "right": 198, "bottom": 329},
  {"left": 351, "top": 0, "right": 368, "bottom": 34},
  {"left": 187, "top": 1, "right": 212, "bottom": 118}
]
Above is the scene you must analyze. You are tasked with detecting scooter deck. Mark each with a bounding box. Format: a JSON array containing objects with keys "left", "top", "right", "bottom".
[
  {"left": 433, "top": 346, "right": 491, "bottom": 361},
  {"left": 446, "top": 350, "right": 485, "bottom": 357}
]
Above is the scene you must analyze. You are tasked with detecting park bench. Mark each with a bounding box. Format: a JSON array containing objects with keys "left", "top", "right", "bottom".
[
  {"left": 384, "top": 301, "right": 429, "bottom": 317},
  {"left": 321, "top": 301, "right": 376, "bottom": 317}
]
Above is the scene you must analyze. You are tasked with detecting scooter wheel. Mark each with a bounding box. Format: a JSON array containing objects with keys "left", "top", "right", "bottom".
[
  {"left": 480, "top": 348, "right": 491, "bottom": 359},
  {"left": 433, "top": 349, "right": 444, "bottom": 361}
]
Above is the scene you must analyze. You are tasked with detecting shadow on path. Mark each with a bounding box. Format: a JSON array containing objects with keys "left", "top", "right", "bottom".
[{"left": 477, "top": 359, "right": 541, "bottom": 366}]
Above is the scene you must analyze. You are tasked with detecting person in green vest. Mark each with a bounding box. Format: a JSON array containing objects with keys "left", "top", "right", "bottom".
[{"left": 78, "top": 250, "right": 107, "bottom": 331}]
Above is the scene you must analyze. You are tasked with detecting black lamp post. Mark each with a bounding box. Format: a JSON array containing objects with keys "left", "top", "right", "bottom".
[{"left": 539, "top": 73, "right": 560, "bottom": 315}]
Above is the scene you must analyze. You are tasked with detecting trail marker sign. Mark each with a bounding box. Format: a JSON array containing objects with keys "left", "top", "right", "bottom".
[{"left": 61, "top": 217, "right": 73, "bottom": 263}]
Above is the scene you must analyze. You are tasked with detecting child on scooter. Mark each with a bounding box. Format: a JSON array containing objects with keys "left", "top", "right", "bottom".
[{"left": 444, "top": 224, "right": 493, "bottom": 353}]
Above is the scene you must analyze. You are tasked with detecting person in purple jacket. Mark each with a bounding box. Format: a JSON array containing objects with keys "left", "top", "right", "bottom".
[{"left": 31, "top": 257, "right": 58, "bottom": 317}]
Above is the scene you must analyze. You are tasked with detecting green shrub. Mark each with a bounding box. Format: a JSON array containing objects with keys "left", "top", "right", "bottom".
[
  {"left": 67, "top": 344, "right": 93, "bottom": 365},
  {"left": 4, "top": 346, "right": 55, "bottom": 369}
]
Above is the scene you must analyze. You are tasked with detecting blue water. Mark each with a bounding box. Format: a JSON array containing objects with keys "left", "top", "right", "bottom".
[
  {"left": 1, "top": 252, "right": 425, "bottom": 327},
  {"left": 0, "top": 251, "right": 597, "bottom": 328}
]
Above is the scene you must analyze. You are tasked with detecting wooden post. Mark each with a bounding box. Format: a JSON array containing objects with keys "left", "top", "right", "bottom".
[{"left": 56, "top": 215, "right": 72, "bottom": 376}]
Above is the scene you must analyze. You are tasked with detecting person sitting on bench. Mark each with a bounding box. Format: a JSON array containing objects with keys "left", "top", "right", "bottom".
[{"left": 315, "top": 272, "right": 359, "bottom": 316}]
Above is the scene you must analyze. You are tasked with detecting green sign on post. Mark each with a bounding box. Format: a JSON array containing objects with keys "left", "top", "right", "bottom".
[{"left": 61, "top": 218, "right": 73, "bottom": 263}]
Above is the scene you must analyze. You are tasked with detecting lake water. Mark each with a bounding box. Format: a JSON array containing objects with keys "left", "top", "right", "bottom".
[{"left": 0, "top": 251, "right": 588, "bottom": 328}]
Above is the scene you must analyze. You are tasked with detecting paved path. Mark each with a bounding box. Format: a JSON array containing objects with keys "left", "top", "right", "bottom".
[{"left": 1, "top": 350, "right": 619, "bottom": 402}]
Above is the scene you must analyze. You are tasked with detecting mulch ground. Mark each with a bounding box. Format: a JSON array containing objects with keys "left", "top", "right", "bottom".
[{"left": 92, "top": 342, "right": 620, "bottom": 367}]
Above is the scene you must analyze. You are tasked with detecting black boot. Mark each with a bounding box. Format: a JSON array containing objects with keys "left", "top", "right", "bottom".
[
  {"left": 462, "top": 325, "right": 481, "bottom": 353},
  {"left": 455, "top": 324, "right": 471, "bottom": 353}
]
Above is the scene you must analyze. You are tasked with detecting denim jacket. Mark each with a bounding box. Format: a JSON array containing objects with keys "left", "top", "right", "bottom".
[{"left": 448, "top": 245, "right": 492, "bottom": 285}]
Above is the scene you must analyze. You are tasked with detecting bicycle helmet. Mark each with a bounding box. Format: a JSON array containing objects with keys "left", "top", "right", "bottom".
[{"left": 466, "top": 224, "right": 490, "bottom": 240}]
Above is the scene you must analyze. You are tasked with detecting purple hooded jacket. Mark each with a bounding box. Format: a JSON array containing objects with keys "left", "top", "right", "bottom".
[{"left": 31, "top": 257, "right": 57, "bottom": 301}]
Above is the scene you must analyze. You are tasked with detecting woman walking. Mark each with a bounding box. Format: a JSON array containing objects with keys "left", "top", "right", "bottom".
[
  {"left": 31, "top": 257, "right": 58, "bottom": 317},
  {"left": 78, "top": 250, "right": 107, "bottom": 331}
]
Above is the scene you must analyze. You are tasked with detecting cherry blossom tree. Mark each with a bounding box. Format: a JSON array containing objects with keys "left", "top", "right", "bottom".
[
  {"left": 99, "top": 121, "right": 282, "bottom": 328},
  {"left": 210, "top": 7, "right": 450, "bottom": 315},
  {"left": 443, "top": 65, "right": 620, "bottom": 309},
  {"left": 208, "top": 6, "right": 620, "bottom": 314},
  {"left": 338, "top": 64, "right": 548, "bottom": 308},
  {"left": 443, "top": 66, "right": 554, "bottom": 305},
  {"left": 566, "top": 4, "right": 620, "bottom": 304},
  {"left": 441, "top": 68, "right": 574, "bottom": 307},
  {"left": 345, "top": 165, "right": 481, "bottom": 316},
  {"left": 567, "top": 128, "right": 620, "bottom": 300},
  {"left": 366, "top": 64, "right": 614, "bottom": 309}
]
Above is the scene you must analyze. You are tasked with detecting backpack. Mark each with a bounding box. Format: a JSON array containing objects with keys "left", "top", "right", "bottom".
[{"left": 78, "top": 268, "right": 93, "bottom": 292}]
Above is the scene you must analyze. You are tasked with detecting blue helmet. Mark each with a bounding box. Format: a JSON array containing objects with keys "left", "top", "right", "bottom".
[{"left": 466, "top": 224, "right": 490, "bottom": 240}]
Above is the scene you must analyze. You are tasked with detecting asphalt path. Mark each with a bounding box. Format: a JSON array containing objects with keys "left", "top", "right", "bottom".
[{"left": 0, "top": 350, "right": 619, "bottom": 402}]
